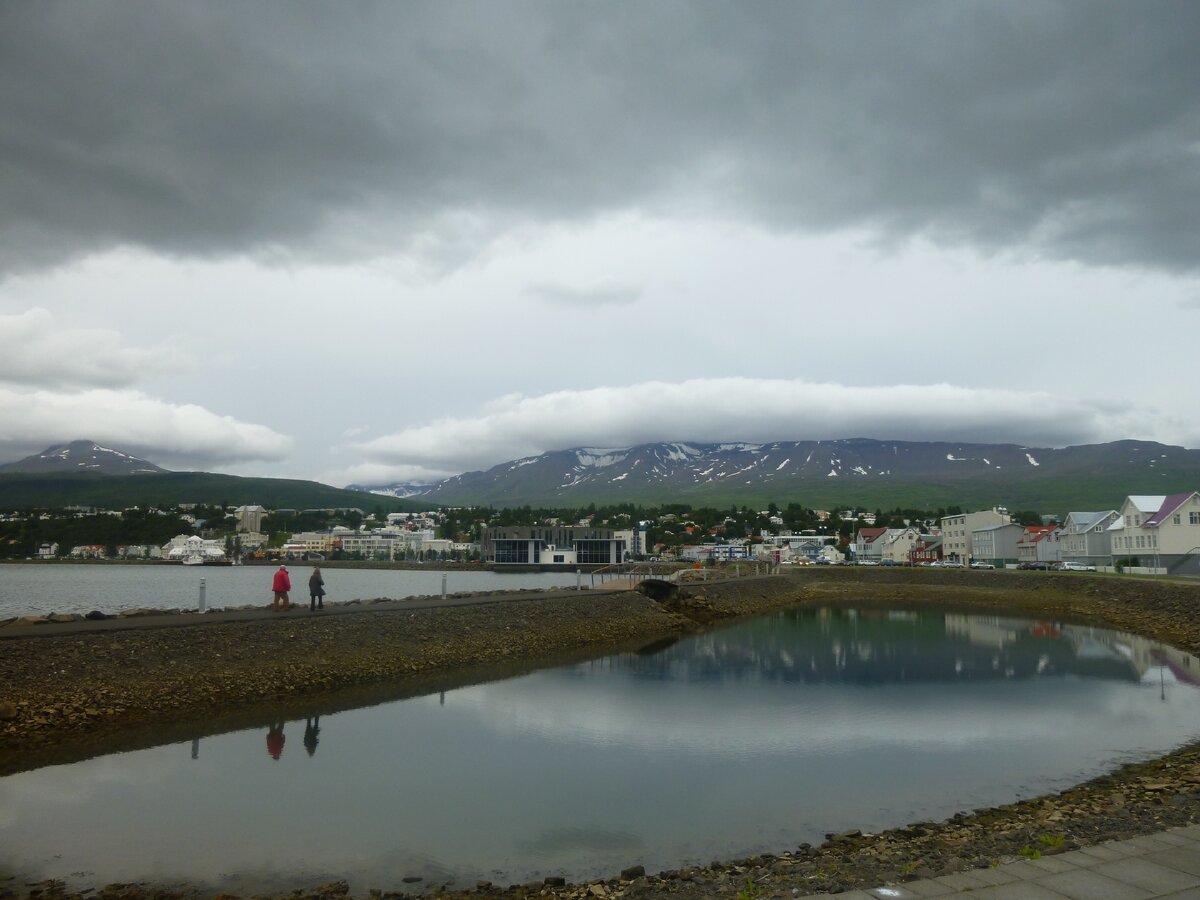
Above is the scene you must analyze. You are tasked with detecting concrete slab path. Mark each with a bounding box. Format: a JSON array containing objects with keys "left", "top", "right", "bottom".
[{"left": 799, "top": 825, "right": 1200, "bottom": 899}]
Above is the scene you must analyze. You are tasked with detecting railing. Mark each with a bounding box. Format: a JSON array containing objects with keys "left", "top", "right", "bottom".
[
  {"left": 589, "top": 561, "right": 685, "bottom": 589},
  {"left": 588, "top": 560, "right": 775, "bottom": 589}
]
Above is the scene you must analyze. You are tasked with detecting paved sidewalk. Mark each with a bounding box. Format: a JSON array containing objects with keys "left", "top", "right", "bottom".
[{"left": 799, "top": 825, "right": 1200, "bottom": 899}]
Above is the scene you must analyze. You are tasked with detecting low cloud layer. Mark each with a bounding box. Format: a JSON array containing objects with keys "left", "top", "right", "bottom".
[
  {"left": 347, "top": 378, "right": 1180, "bottom": 483},
  {"left": 0, "top": 307, "right": 289, "bottom": 469},
  {"left": 0, "top": 387, "right": 292, "bottom": 470},
  {"left": 0, "top": 308, "right": 184, "bottom": 388},
  {"left": 2, "top": 4, "right": 1197, "bottom": 276}
]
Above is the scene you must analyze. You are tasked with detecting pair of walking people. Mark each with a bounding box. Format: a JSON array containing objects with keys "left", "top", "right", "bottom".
[{"left": 271, "top": 564, "right": 326, "bottom": 611}]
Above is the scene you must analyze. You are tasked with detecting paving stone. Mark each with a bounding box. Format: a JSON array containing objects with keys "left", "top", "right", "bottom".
[
  {"left": 1155, "top": 888, "right": 1200, "bottom": 899},
  {"left": 1021, "top": 854, "right": 1085, "bottom": 875},
  {"left": 950, "top": 881, "right": 1074, "bottom": 898},
  {"left": 868, "top": 887, "right": 923, "bottom": 899},
  {"left": 895, "top": 879, "right": 957, "bottom": 897},
  {"left": 965, "top": 866, "right": 1020, "bottom": 886},
  {"left": 1147, "top": 847, "right": 1200, "bottom": 878},
  {"left": 1154, "top": 831, "right": 1200, "bottom": 849},
  {"left": 1034, "top": 868, "right": 1154, "bottom": 900},
  {"left": 1125, "top": 835, "right": 1184, "bottom": 853},
  {"left": 1095, "top": 856, "right": 1200, "bottom": 893},
  {"left": 1079, "top": 844, "right": 1145, "bottom": 863},
  {"left": 928, "top": 871, "right": 994, "bottom": 891}
]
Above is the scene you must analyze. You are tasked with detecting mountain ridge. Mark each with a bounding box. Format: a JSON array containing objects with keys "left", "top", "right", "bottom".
[
  {"left": 0, "top": 440, "right": 168, "bottom": 475},
  {"left": 352, "top": 438, "right": 1200, "bottom": 511}
]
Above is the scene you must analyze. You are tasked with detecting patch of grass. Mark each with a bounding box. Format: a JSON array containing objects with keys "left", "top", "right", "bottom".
[
  {"left": 1018, "top": 844, "right": 1043, "bottom": 860},
  {"left": 1038, "top": 833, "right": 1066, "bottom": 848},
  {"left": 736, "top": 878, "right": 765, "bottom": 900}
]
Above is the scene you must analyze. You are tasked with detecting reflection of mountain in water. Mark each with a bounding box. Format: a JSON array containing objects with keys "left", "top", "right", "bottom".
[{"left": 616, "top": 608, "right": 1196, "bottom": 687}]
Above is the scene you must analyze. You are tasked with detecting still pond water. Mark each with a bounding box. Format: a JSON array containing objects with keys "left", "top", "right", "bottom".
[
  {"left": 3, "top": 606, "right": 1200, "bottom": 892},
  {"left": 0, "top": 563, "right": 577, "bottom": 617}
]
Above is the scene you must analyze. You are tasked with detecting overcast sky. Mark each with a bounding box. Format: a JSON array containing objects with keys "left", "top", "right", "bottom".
[{"left": 2, "top": 2, "right": 1198, "bottom": 486}]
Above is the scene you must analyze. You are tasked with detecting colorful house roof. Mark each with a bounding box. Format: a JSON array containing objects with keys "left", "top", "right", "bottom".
[{"left": 1142, "top": 492, "right": 1199, "bottom": 528}]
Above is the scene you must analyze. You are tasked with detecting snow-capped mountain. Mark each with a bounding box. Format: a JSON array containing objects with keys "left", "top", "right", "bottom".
[
  {"left": 0, "top": 441, "right": 168, "bottom": 475},
  {"left": 352, "top": 438, "right": 1200, "bottom": 509}
]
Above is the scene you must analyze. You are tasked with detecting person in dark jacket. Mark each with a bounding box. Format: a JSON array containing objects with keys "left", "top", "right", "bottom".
[
  {"left": 272, "top": 564, "right": 291, "bottom": 611},
  {"left": 308, "top": 566, "right": 326, "bottom": 611}
]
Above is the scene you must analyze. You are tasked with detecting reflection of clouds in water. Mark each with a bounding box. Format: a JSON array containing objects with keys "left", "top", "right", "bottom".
[
  {"left": 0, "top": 741, "right": 187, "bottom": 826},
  {"left": 436, "top": 664, "right": 1200, "bottom": 756}
]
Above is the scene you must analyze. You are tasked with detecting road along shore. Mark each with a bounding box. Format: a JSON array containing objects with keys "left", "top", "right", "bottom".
[{"left": 3, "top": 569, "right": 1200, "bottom": 899}]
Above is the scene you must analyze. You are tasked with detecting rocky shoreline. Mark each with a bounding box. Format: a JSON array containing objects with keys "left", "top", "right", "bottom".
[{"left": 4, "top": 569, "right": 1200, "bottom": 899}]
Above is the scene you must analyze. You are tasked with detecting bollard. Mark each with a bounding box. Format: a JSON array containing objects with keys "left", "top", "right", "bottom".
[
  {"left": 441, "top": 573, "right": 447, "bottom": 599},
  {"left": 576, "top": 568, "right": 582, "bottom": 591},
  {"left": 198, "top": 577, "right": 206, "bottom": 613}
]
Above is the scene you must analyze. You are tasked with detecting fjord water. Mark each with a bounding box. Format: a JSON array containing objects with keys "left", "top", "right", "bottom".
[
  {"left": 0, "top": 562, "right": 577, "bottom": 617},
  {"left": 4, "top": 607, "right": 1200, "bottom": 892}
]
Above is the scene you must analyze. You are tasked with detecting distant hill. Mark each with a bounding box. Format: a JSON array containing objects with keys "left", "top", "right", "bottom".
[
  {"left": 0, "top": 441, "right": 167, "bottom": 475},
  {"left": 356, "top": 438, "right": 1200, "bottom": 512},
  {"left": 0, "top": 441, "right": 423, "bottom": 512},
  {"left": 0, "top": 471, "right": 425, "bottom": 512}
]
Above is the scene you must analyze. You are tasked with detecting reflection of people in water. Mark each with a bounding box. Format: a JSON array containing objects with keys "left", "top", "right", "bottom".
[
  {"left": 303, "top": 716, "right": 321, "bottom": 756},
  {"left": 266, "top": 722, "right": 286, "bottom": 760}
]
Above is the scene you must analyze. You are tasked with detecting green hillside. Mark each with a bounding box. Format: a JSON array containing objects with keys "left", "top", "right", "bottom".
[{"left": 0, "top": 472, "right": 423, "bottom": 513}]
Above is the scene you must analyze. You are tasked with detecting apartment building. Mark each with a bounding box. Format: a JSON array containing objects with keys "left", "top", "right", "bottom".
[{"left": 940, "top": 508, "right": 1011, "bottom": 561}]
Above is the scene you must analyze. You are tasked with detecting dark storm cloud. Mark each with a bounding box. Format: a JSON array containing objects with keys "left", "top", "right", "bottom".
[{"left": 2, "top": 1, "right": 1197, "bottom": 274}]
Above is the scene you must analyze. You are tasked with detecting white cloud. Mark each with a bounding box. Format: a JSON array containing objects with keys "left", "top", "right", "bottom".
[
  {"left": 0, "top": 387, "right": 292, "bottom": 468},
  {"left": 0, "top": 307, "right": 187, "bottom": 388},
  {"left": 345, "top": 378, "right": 1190, "bottom": 484}
]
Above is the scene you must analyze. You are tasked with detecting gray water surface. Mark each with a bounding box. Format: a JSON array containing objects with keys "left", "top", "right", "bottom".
[{"left": 2, "top": 607, "right": 1198, "bottom": 892}]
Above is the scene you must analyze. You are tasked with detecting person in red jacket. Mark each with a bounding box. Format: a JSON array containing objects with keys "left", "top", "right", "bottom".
[{"left": 272, "top": 564, "right": 292, "bottom": 611}]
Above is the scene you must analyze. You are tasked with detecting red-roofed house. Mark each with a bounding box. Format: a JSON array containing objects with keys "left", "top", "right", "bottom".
[
  {"left": 1016, "top": 526, "right": 1061, "bottom": 566},
  {"left": 853, "top": 527, "right": 888, "bottom": 563}
]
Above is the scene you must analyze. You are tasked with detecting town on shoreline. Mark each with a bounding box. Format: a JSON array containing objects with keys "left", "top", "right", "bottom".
[{"left": 6, "top": 490, "right": 1200, "bottom": 578}]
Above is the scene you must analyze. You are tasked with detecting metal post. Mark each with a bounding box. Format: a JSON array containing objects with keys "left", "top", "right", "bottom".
[
  {"left": 198, "top": 577, "right": 206, "bottom": 612},
  {"left": 576, "top": 568, "right": 582, "bottom": 591},
  {"left": 441, "top": 573, "right": 447, "bottom": 599}
]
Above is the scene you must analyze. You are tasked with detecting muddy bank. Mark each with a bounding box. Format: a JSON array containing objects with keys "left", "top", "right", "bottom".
[{"left": 4, "top": 570, "right": 1200, "bottom": 899}]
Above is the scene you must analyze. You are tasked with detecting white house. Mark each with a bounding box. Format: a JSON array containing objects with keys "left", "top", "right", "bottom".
[
  {"left": 1109, "top": 493, "right": 1200, "bottom": 575},
  {"left": 880, "top": 527, "right": 921, "bottom": 564}
]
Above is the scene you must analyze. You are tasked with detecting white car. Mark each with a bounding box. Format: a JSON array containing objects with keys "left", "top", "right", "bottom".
[
  {"left": 969, "top": 561, "right": 995, "bottom": 569},
  {"left": 1061, "top": 561, "right": 1097, "bottom": 572}
]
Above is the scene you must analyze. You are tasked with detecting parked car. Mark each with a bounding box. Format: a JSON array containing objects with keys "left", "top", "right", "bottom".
[
  {"left": 969, "top": 561, "right": 995, "bottom": 569},
  {"left": 1060, "top": 561, "right": 1097, "bottom": 572},
  {"left": 1018, "top": 562, "right": 1053, "bottom": 570}
]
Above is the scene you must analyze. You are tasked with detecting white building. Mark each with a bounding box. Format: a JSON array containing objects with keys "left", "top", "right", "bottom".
[
  {"left": 879, "top": 527, "right": 921, "bottom": 564},
  {"left": 940, "top": 508, "right": 1012, "bottom": 561},
  {"left": 1109, "top": 493, "right": 1200, "bottom": 575},
  {"left": 162, "top": 534, "right": 227, "bottom": 563},
  {"left": 235, "top": 505, "right": 267, "bottom": 533}
]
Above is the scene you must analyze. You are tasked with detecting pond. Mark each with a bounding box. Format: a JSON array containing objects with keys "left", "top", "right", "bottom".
[{"left": 3, "top": 606, "right": 1199, "bottom": 893}]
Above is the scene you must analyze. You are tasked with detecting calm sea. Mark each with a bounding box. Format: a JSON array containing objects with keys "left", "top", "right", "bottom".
[{"left": 0, "top": 563, "right": 580, "bottom": 618}]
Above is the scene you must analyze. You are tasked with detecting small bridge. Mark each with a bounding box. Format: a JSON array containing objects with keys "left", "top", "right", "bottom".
[
  {"left": 588, "top": 560, "right": 775, "bottom": 599},
  {"left": 589, "top": 561, "right": 684, "bottom": 591}
]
